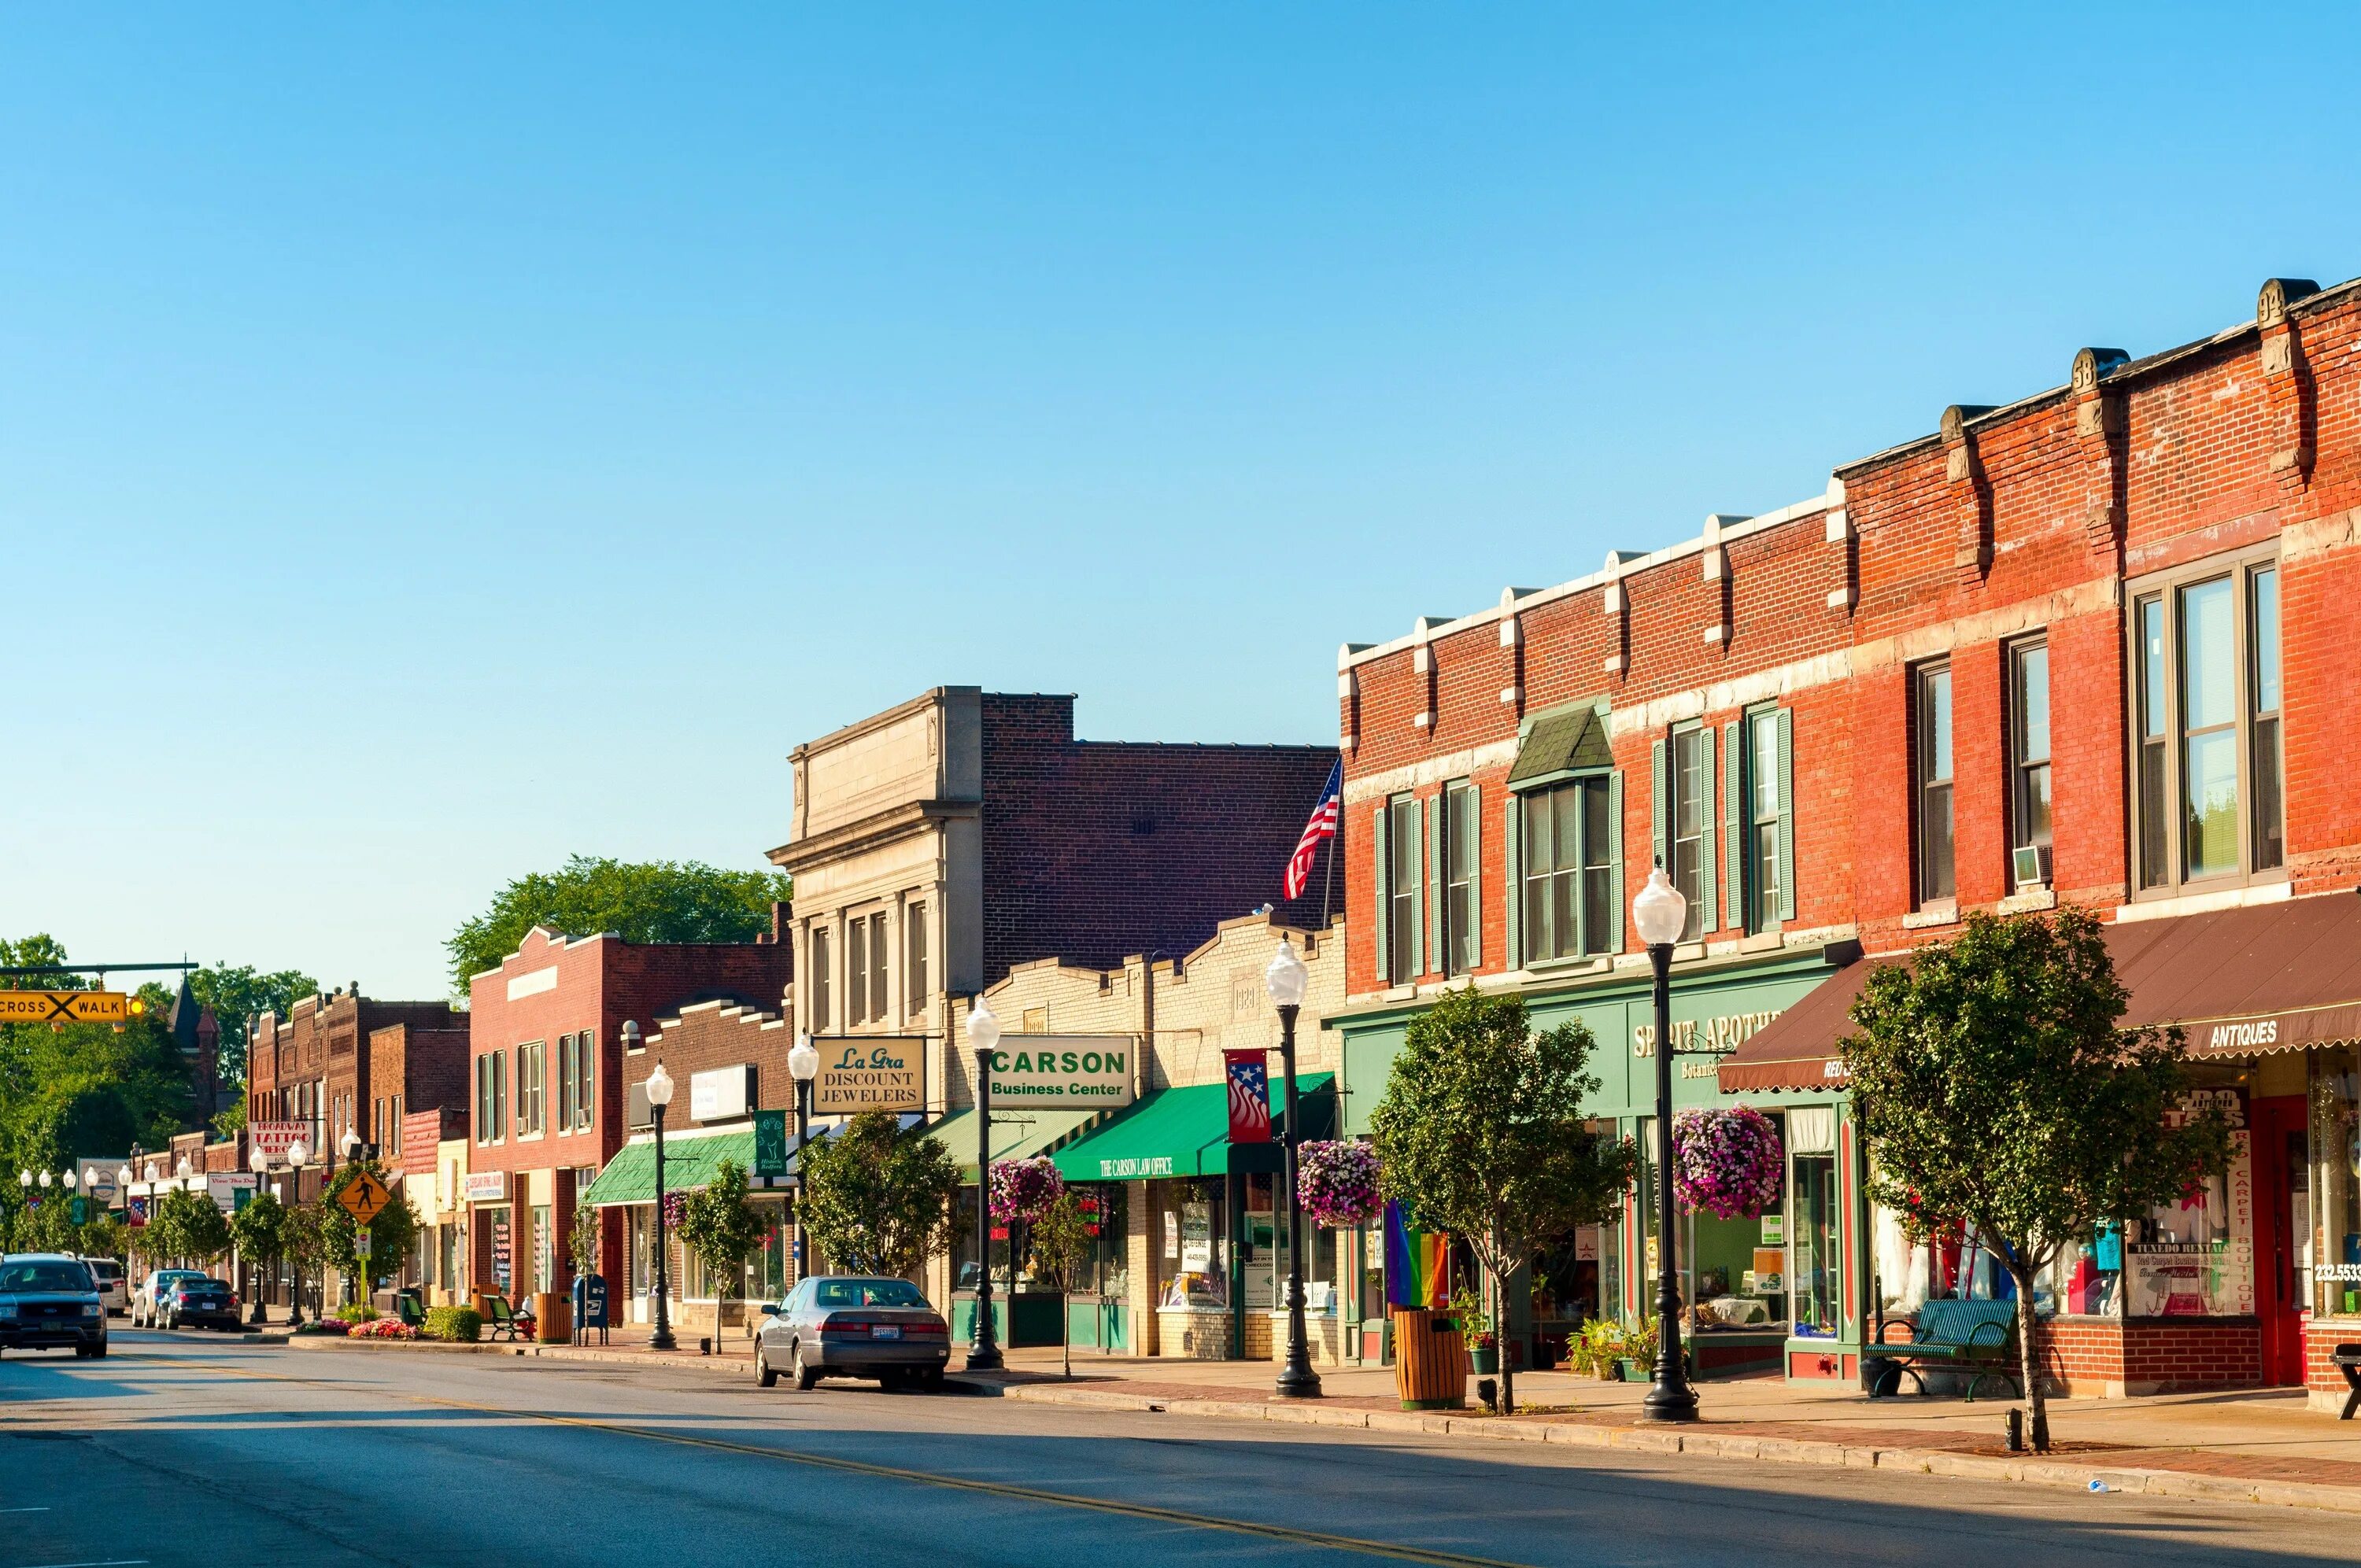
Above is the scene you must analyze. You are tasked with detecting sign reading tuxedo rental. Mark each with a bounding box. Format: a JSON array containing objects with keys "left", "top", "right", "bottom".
[
  {"left": 985, "top": 1036, "right": 1136, "bottom": 1108},
  {"left": 812, "top": 1037, "right": 925, "bottom": 1116}
]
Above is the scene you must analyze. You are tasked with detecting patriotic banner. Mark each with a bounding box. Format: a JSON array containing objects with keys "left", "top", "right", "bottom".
[
  {"left": 1283, "top": 758, "right": 1343, "bottom": 901},
  {"left": 1225, "top": 1050, "right": 1273, "bottom": 1145},
  {"left": 1384, "top": 1199, "right": 1449, "bottom": 1308}
]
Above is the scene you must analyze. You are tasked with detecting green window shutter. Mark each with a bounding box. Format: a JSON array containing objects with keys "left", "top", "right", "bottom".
[
  {"left": 1408, "top": 799, "right": 1426, "bottom": 980},
  {"left": 1607, "top": 771, "right": 1626, "bottom": 952},
  {"left": 1503, "top": 793, "right": 1523, "bottom": 970},
  {"left": 1427, "top": 794, "right": 1444, "bottom": 972},
  {"left": 1465, "top": 784, "right": 1482, "bottom": 969},
  {"left": 1723, "top": 720, "right": 1743, "bottom": 928},
  {"left": 1777, "top": 708, "right": 1798, "bottom": 922},
  {"left": 1698, "top": 731, "right": 1719, "bottom": 935},
  {"left": 1372, "top": 803, "right": 1391, "bottom": 985},
  {"left": 1650, "top": 738, "right": 1670, "bottom": 875}
]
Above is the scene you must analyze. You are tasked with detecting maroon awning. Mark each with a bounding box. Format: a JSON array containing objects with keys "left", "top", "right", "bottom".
[{"left": 1716, "top": 891, "right": 2361, "bottom": 1094}]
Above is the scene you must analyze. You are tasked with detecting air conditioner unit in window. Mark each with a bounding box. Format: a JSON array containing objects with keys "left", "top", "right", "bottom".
[{"left": 2012, "top": 844, "right": 2052, "bottom": 888}]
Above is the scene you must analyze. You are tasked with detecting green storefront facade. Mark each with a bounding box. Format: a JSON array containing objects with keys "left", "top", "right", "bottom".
[{"left": 1332, "top": 939, "right": 1875, "bottom": 1384}]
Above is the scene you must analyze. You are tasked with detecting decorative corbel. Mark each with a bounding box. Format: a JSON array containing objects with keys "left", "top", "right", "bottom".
[
  {"left": 2258, "top": 278, "right": 2319, "bottom": 483},
  {"left": 1700, "top": 514, "right": 1743, "bottom": 645},
  {"left": 1942, "top": 404, "right": 1995, "bottom": 584},
  {"left": 1410, "top": 617, "right": 1443, "bottom": 731},
  {"left": 2070, "top": 347, "right": 2130, "bottom": 556},
  {"left": 1823, "top": 474, "right": 1855, "bottom": 612},
  {"left": 1600, "top": 550, "right": 1635, "bottom": 676},
  {"left": 1497, "top": 586, "right": 1528, "bottom": 710}
]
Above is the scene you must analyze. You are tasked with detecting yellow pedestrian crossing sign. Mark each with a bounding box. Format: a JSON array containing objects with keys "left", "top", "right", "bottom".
[
  {"left": 337, "top": 1169, "right": 393, "bottom": 1225},
  {"left": 0, "top": 991, "right": 131, "bottom": 1024}
]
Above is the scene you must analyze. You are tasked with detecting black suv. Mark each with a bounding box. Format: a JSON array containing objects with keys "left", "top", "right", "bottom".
[{"left": 0, "top": 1253, "right": 109, "bottom": 1358}]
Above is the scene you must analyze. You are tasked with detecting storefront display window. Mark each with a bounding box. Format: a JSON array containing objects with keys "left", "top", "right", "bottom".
[
  {"left": 2312, "top": 1049, "right": 2361, "bottom": 1319},
  {"left": 1160, "top": 1183, "right": 1229, "bottom": 1308},
  {"left": 2127, "top": 1087, "right": 2253, "bottom": 1318},
  {"left": 1638, "top": 1112, "right": 1793, "bottom": 1333},
  {"left": 1070, "top": 1185, "right": 1129, "bottom": 1297}
]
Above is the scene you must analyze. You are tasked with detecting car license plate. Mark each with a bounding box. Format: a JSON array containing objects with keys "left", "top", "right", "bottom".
[{"left": 870, "top": 1325, "right": 902, "bottom": 1340}]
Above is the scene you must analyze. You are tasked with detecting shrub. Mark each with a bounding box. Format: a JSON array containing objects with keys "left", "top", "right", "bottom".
[
  {"left": 334, "top": 1304, "right": 380, "bottom": 1324},
  {"left": 424, "top": 1305, "right": 482, "bottom": 1343}
]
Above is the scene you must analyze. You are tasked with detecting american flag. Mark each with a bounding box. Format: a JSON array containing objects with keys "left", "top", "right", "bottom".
[
  {"left": 1225, "top": 1050, "right": 1273, "bottom": 1144},
  {"left": 1283, "top": 758, "right": 1343, "bottom": 901}
]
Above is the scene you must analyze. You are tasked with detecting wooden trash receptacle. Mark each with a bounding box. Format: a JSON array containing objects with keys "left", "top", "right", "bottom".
[
  {"left": 532, "top": 1291, "right": 567, "bottom": 1343},
  {"left": 1391, "top": 1307, "right": 1468, "bottom": 1410}
]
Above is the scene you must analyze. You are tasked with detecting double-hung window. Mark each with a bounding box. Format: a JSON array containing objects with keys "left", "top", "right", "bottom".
[
  {"left": 904, "top": 902, "right": 929, "bottom": 1014},
  {"left": 809, "top": 927, "right": 832, "bottom": 1033},
  {"left": 1730, "top": 706, "right": 1794, "bottom": 933},
  {"left": 1439, "top": 781, "right": 1480, "bottom": 976},
  {"left": 1374, "top": 795, "right": 1422, "bottom": 986},
  {"left": 848, "top": 911, "right": 889, "bottom": 1025},
  {"left": 1520, "top": 778, "right": 1616, "bottom": 961},
  {"left": 516, "top": 1041, "right": 545, "bottom": 1136},
  {"left": 2130, "top": 552, "right": 2284, "bottom": 895},
  {"left": 1652, "top": 727, "right": 1713, "bottom": 940},
  {"left": 1914, "top": 662, "right": 1955, "bottom": 904},
  {"left": 571, "top": 1031, "right": 594, "bottom": 1132},
  {"left": 2008, "top": 640, "right": 2052, "bottom": 887}
]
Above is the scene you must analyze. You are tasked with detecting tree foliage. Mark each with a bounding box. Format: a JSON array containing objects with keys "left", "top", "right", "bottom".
[
  {"left": 1369, "top": 985, "right": 1636, "bottom": 1415},
  {"left": 1842, "top": 906, "right": 2230, "bottom": 1453},
  {"left": 678, "top": 1159, "right": 771, "bottom": 1345},
  {"left": 320, "top": 1163, "right": 422, "bottom": 1289},
  {"left": 445, "top": 855, "right": 792, "bottom": 994},
  {"left": 148, "top": 1187, "right": 233, "bottom": 1266},
  {"left": 1028, "top": 1191, "right": 1096, "bottom": 1379},
  {"left": 229, "top": 1189, "right": 288, "bottom": 1268},
  {"left": 0, "top": 935, "right": 196, "bottom": 1185},
  {"left": 799, "top": 1112, "right": 966, "bottom": 1280}
]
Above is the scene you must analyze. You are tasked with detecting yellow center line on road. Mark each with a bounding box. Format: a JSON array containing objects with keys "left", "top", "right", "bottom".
[{"left": 141, "top": 1352, "right": 1527, "bottom": 1568}]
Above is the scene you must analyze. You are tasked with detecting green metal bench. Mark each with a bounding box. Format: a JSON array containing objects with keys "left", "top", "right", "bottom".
[{"left": 1870, "top": 1299, "right": 2022, "bottom": 1400}]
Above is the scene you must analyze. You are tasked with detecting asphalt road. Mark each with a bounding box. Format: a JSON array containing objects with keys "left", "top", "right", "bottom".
[{"left": 2, "top": 1330, "right": 2353, "bottom": 1567}]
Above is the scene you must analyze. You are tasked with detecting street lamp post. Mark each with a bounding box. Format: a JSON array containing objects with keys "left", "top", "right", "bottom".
[
  {"left": 788, "top": 1034, "right": 820, "bottom": 1290},
  {"left": 1631, "top": 865, "right": 1698, "bottom": 1424},
  {"left": 246, "top": 1144, "right": 272, "bottom": 1323},
  {"left": 285, "top": 1140, "right": 309, "bottom": 1327},
  {"left": 965, "top": 998, "right": 1003, "bottom": 1372},
  {"left": 1265, "top": 936, "right": 1321, "bottom": 1399},
  {"left": 640, "top": 1034, "right": 678, "bottom": 1352}
]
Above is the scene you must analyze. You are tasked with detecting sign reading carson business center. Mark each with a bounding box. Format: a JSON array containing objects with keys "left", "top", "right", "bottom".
[
  {"left": 985, "top": 1035, "right": 1135, "bottom": 1109},
  {"left": 813, "top": 1037, "right": 925, "bottom": 1116}
]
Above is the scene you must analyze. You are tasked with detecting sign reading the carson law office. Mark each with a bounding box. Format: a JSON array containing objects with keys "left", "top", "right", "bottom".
[
  {"left": 985, "top": 1035, "right": 1135, "bottom": 1109},
  {"left": 812, "top": 1037, "right": 925, "bottom": 1116}
]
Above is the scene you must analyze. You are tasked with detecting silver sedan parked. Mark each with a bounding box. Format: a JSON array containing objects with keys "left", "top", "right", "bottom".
[{"left": 755, "top": 1275, "right": 951, "bottom": 1392}]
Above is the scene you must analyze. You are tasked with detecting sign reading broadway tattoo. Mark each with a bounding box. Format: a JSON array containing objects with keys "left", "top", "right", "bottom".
[
  {"left": 813, "top": 1036, "right": 926, "bottom": 1116},
  {"left": 984, "top": 1036, "right": 1136, "bottom": 1109}
]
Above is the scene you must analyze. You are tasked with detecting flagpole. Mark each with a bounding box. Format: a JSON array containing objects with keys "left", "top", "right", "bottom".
[{"left": 1318, "top": 829, "right": 1336, "bottom": 946}]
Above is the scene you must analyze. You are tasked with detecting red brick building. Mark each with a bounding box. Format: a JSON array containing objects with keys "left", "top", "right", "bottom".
[
  {"left": 462, "top": 918, "right": 793, "bottom": 1311},
  {"left": 1331, "top": 275, "right": 2361, "bottom": 1406}
]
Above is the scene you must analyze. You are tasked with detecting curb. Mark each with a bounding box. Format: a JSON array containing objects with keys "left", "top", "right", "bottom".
[
  {"left": 282, "top": 1334, "right": 766, "bottom": 1378},
  {"left": 944, "top": 1377, "right": 2361, "bottom": 1515}
]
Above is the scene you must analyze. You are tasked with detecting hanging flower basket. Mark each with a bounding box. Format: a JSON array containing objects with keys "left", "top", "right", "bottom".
[
  {"left": 1296, "top": 1140, "right": 1381, "bottom": 1228},
  {"left": 661, "top": 1190, "right": 687, "bottom": 1230},
  {"left": 988, "top": 1157, "right": 1065, "bottom": 1224},
  {"left": 1671, "top": 1107, "right": 1784, "bottom": 1219}
]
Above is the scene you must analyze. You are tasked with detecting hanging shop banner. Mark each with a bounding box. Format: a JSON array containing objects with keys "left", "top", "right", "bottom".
[
  {"left": 752, "top": 1109, "right": 791, "bottom": 1179},
  {"left": 812, "top": 1037, "right": 925, "bottom": 1116},
  {"left": 983, "top": 1036, "right": 1135, "bottom": 1109},
  {"left": 1224, "top": 1050, "right": 1272, "bottom": 1144},
  {"left": 249, "top": 1120, "right": 311, "bottom": 1159}
]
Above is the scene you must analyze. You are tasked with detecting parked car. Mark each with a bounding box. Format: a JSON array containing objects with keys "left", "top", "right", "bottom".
[
  {"left": 131, "top": 1269, "right": 209, "bottom": 1328},
  {"left": 0, "top": 1253, "right": 109, "bottom": 1358},
  {"left": 755, "top": 1275, "right": 951, "bottom": 1392},
  {"left": 158, "top": 1275, "right": 241, "bottom": 1331},
  {"left": 82, "top": 1256, "right": 128, "bottom": 1316}
]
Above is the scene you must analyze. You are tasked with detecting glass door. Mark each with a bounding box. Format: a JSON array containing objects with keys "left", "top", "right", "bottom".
[{"left": 1790, "top": 1155, "right": 1838, "bottom": 1335}]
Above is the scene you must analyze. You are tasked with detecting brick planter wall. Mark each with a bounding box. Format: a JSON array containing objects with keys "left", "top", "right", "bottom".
[
  {"left": 2304, "top": 1321, "right": 2361, "bottom": 1413},
  {"left": 2034, "top": 1317, "right": 2263, "bottom": 1396}
]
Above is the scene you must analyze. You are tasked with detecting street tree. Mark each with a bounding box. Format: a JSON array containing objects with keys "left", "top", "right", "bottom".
[
  {"left": 567, "top": 1201, "right": 601, "bottom": 1280},
  {"left": 1027, "top": 1191, "right": 1095, "bottom": 1380},
  {"left": 1842, "top": 906, "right": 2230, "bottom": 1453},
  {"left": 230, "top": 1190, "right": 288, "bottom": 1304},
  {"left": 678, "top": 1159, "right": 770, "bottom": 1349},
  {"left": 800, "top": 1112, "right": 966, "bottom": 1279},
  {"left": 1369, "top": 984, "right": 1636, "bottom": 1415},
  {"left": 445, "top": 856, "right": 792, "bottom": 994},
  {"left": 149, "top": 1188, "right": 232, "bottom": 1268},
  {"left": 282, "top": 1201, "right": 327, "bottom": 1320},
  {"left": 320, "top": 1164, "right": 422, "bottom": 1302}
]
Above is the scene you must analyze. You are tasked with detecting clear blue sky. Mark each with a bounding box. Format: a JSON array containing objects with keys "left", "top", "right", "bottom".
[{"left": 9, "top": 6, "right": 2359, "bottom": 1000}]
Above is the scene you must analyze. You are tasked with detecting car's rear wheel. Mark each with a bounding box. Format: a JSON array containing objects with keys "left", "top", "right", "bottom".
[
  {"left": 91, "top": 1342, "right": 106, "bottom": 1360},
  {"left": 793, "top": 1343, "right": 819, "bottom": 1391},
  {"left": 756, "top": 1348, "right": 778, "bottom": 1389},
  {"left": 919, "top": 1367, "right": 945, "bottom": 1393}
]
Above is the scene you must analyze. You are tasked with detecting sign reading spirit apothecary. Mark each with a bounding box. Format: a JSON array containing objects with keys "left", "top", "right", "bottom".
[
  {"left": 813, "top": 1037, "right": 925, "bottom": 1116},
  {"left": 984, "top": 1036, "right": 1135, "bottom": 1109}
]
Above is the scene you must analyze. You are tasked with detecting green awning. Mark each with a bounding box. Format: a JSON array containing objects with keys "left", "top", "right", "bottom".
[
  {"left": 580, "top": 1130, "right": 756, "bottom": 1208},
  {"left": 1507, "top": 704, "right": 1613, "bottom": 786},
  {"left": 929, "top": 1105, "right": 1107, "bottom": 1178},
  {"left": 1051, "top": 1074, "right": 1336, "bottom": 1182}
]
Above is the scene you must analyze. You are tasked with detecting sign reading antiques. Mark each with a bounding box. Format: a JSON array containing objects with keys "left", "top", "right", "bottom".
[
  {"left": 812, "top": 1037, "right": 925, "bottom": 1116},
  {"left": 984, "top": 1036, "right": 1135, "bottom": 1109},
  {"left": 0, "top": 990, "right": 130, "bottom": 1024}
]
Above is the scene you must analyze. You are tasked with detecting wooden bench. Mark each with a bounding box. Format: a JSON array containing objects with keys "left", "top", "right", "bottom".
[
  {"left": 1868, "top": 1299, "right": 2023, "bottom": 1400},
  {"left": 2334, "top": 1343, "right": 2360, "bottom": 1421}
]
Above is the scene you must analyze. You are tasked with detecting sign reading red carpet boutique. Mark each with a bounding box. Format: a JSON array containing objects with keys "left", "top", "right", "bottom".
[{"left": 983, "top": 1036, "right": 1135, "bottom": 1109}]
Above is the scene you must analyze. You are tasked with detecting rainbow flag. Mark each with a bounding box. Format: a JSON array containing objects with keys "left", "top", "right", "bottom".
[{"left": 1384, "top": 1199, "right": 1448, "bottom": 1309}]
